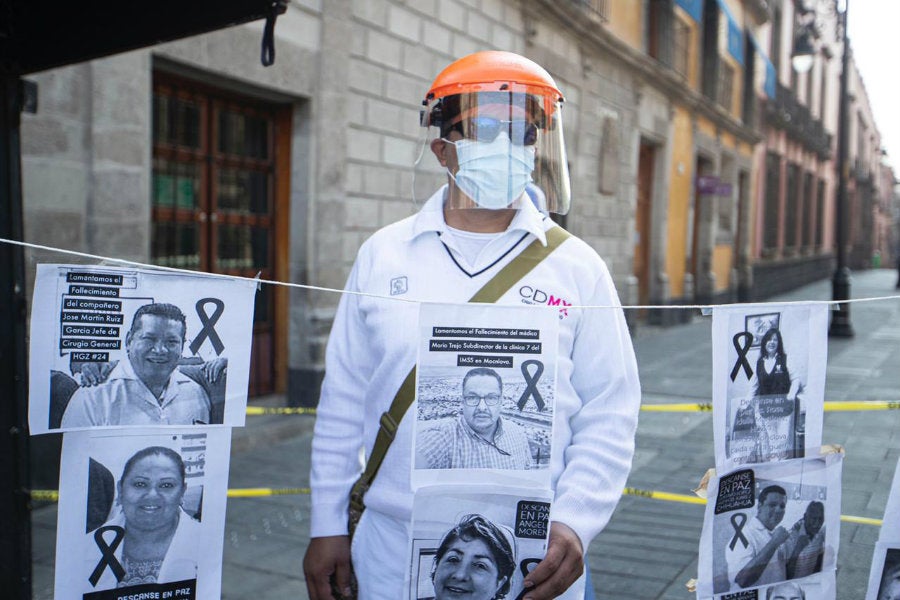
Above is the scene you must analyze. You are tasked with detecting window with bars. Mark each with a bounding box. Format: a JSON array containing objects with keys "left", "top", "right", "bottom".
[
  {"left": 815, "top": 179, "right": 825, "bottom": 249},
  {"left": 802, "top": 171, "right": 814, "bottom": 248},
  {"left": 763, "top": 152, "right": 782, "bottom": 252},
  {"left": 785, "top": 163, "right": 799, "bottom": 250},
  {"left": 717, "top": 62, "right": 734, "bottom": 110},
  {"left": 672, "top": 15, "right": 690, "bottom": 78}
]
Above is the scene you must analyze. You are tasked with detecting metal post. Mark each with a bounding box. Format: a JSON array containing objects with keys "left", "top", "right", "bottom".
[
  {"left": 830, "top": 0, "right": 854, "bottom": 337},
  {"left": 0, "top": 74, "right": 32, "bottom": 599}
]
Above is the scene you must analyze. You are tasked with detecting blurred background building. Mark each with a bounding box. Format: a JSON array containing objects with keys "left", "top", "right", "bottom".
[{"left": 18, "top": 0, "right": 897, "bottom": 405}]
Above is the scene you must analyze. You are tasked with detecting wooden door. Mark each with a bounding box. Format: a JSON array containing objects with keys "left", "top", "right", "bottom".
[
  {"left": 151, "top": 75, "right": 290, "bottom": 396},
  {"left": 634, "top": 143, "right": 655, "bottom": 309}
]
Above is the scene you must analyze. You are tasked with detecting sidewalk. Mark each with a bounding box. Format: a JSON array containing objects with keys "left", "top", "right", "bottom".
[
  {"left": 589, "top": 268, "right": 900, "bottom": 598},
  {"left": 29, "top": 268, "right": 900, "bottom": 599}
]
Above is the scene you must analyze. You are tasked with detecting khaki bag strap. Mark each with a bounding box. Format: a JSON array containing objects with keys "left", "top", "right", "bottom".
[{"left": 348, "top": 226, "right": 571, "bottom": 520}]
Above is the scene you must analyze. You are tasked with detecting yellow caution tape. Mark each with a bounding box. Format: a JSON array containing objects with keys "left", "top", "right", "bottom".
[
  {"left": 621, "top": 486, "right": 883, "bottom": 526},
  {"left": 225, "top": 487, "right": 311, "bottom": 497},
  {"left": 243, "top": 401, "right": 900, "bottom": 416},
  {"left": 640, "top": 401, "right": 900, "bottom": 412},
  {"left": 245, "top": 406, "right": 318, "bottom": 415},
  {"left": 31, "top": 486, "right": 883, "bottom": 526}
]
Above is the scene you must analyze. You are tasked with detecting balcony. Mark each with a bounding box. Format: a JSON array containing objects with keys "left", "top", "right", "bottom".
[
  {"left": 764, "top": 82, "right": 832, "bottom": 160},
  {"left": 572, "top": 0, "right": 610, "bottom": 22}
]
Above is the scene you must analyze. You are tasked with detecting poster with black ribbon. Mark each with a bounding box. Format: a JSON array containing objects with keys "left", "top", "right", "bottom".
[
  {"left": 695, "top": 454, "right": 843, "bottom": 599},
  {"left": 54, "top": 427, "right": 231, "bottom": 600},
  {"left": 864, "top": 458, "right": 900, "bottom": 599},
  {"left": 411, "top": 303, "right": 558, "bottom": 489},
  {"left": 711, "top": 304, "right": 828, "bottom": 471},
  {"left": 406, "top": 485, "right": 552, "bottom": 600},
  {"left": 28, "top": 264, "right": 257, "bottom": 433}
]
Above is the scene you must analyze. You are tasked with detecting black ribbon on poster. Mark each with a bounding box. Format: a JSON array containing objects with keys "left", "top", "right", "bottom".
[
  {"left": 513, "top": 559, "right": 542, "bottom": 600},
  {"left": 189, "top": 298, "right": 225, "bottom": 356},
  {"left": 729, "top": 513, "right": 749, "bottom": 550},
  {"left": 517, "top": 359, "right": 545, "bottom": 412},
  {"left": 730, "top": 332, "right": 754, "bottom": 382},
  {"left": 89, "top": 525, "right": 126, "bottom": 586}
]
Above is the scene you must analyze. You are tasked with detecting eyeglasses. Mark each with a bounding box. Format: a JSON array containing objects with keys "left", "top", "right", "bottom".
[
  {"left": 463, "top": 393, "right": 502, "bottom": 407},
  {"left": 449, "top": 116, "right": 538, "bottom": 146}
]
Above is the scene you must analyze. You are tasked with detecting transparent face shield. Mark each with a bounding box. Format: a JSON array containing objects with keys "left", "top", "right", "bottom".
[{"left": 413, "top": 89, "right": 571, "bottom": 215}]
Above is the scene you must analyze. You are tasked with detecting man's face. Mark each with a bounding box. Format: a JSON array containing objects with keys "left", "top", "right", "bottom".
[
  {"left": 461, "top": 375, "right": 502, "bottom": 437},
  {"left": 126, "top": 314, "right": 184, "bottom": 385},
  {"left": 804, "top": 503, "right": 825, "bottom": 536},
  {"left": 768, "top": 581, "right": 803, "bottom": 600},
  {"left": 757, "top": 491, "right": 787, "bottom": 530}
]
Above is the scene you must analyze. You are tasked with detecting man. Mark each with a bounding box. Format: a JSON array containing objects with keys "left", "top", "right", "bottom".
[
  {"left": 784, "top": 501, "right": 825, "bottom": 578},
  {"left": 61, "top": 303, "right": 211, "bottom": 427},
  {"left": 415, "top": 367, "right": 534, "bottom": 470},
  {"left": 303, "top": 51, "right": 640, "bottom": 600},
  {"left": 766, "top": 581, "right": 805, "bottom": 600},
  {"left": 726, "top": 485, "right": 792, "bottom": 589}
]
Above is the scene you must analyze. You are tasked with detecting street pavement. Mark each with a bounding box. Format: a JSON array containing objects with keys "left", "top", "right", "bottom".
[{"left": 29, "top": 268, "right": 900, "bottom": 599}]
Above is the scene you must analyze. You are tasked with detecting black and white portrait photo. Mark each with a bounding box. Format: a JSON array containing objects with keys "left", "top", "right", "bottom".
[
  {"left": 55, "top": 428, "right": 231, "bottom": 600},
  {"left": 29, "top": 264, "right": 257, "bottom": 433},
  {"left": 712, "top": 305, "right": 828, "bottom": 470},
  {"left": 412, "top": 303, "right": 558, "bottom": 490},
  {"left": 696, "top": 455, "right": 842, "bottom": 599},
  {"left": 415, "top": 366, "right": 552, "bottom": 472}
]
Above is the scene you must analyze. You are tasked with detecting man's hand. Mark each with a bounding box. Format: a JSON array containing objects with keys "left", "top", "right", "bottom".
[
  {"left": 201, "top": 357, "right": 228, "bottom": 383},
  {"left": 521, "top": 521, "right": 584, "bottom": 599},
  {"left": 79, "top": 361, "right": 118, "bottom": 386},
  {"left": 303, "top": 535, "right": 352, "bottom": 600}
]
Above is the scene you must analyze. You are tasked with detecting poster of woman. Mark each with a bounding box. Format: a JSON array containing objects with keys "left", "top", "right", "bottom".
[
  {"left": 54, "top": 427, "right": 231, "bottom": 600},
  {"left": 711, "top": 304, "right": 828, "bottom": 470},
  {"left": 407, "top": 485, "right": 552, "bottom": 600}
]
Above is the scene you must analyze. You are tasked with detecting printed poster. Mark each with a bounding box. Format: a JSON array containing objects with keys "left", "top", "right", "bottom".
[
  {"left": 865, "top": 457, "right": 900, "bottom": 599},
  {"left": 696, "top": 454, "right": 843, "bottom": 599},
  {"left": 407, "top": 485, "right": 552, "bottom": 600},
  {"left": 54, "top": 427, "right": 231, "bottom": 600},
  {"left": 28, "top": 264, "right": 257, "bottom": 433},
  {"left": 712, "top": 305, "right": 828, "bottom": 471},
  {"left": 411, "top": 302, "right": 558, "bottom": 489}
]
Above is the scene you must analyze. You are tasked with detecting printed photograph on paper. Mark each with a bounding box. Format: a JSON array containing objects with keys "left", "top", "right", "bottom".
[
  {"left": 696, "top": 454, "right": 843, "bottom": 598},
  {"left": 876, "top": 458, "right": 900, "bottom": 541},
  {"left": 712, "top": 304, "right": 828, "bottom": 470},
  {"left": 407, "top": 485, "right": 551, "bottom": 600},
  {"left": 54, "top": 427, "right": 231, "bottom": 600},
  {"left": 865, "top": 543, "right": 900, "bottom": 600},
  {"left": 411, "top": 303, "right": 558, "bottom": 489},
  {"left": 710, "top": 577, "right": 828, "bottom": 600},
  {"left": 28, "top": 264, "right": 257, "bottom": 434}
]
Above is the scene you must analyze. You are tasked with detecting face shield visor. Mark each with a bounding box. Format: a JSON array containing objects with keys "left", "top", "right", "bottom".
[{"left": 414, "top": 89, "right": 571, "bottom": 215}]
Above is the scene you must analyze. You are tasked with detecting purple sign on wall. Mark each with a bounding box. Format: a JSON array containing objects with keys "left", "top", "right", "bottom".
[{"left": 696, "top": 175, "right": 720, "bottom": 194}]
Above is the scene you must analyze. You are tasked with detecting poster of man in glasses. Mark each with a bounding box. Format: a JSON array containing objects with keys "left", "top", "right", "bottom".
[
  {"left": 412, "top": 303, "right": 557, "bottom": 488},
  {"left": 54, "top": 427, "right": 231, "bottom": 600},
  {"left": 28, "top": 264, "right": 257, "bottom": 434},
  {"left": 711, "top": 305, "right": 828, "bottom": 471}
]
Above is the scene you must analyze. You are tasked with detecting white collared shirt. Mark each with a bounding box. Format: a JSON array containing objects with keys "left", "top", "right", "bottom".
[
  {"left": 309, "top": 186, "right": 641, "bottom": 553},
  {"left": 61, "top": 359, "right": 211, "bottom": 428}
]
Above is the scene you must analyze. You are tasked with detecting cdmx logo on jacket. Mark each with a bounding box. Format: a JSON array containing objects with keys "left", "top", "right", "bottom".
[{"left": 519, "top": 285, "right": 571, "bottom": 318}]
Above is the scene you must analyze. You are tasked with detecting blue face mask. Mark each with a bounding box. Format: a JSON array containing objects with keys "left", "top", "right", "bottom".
[{"left": 446, "top": 132, "right": 536, "bottom": 209}]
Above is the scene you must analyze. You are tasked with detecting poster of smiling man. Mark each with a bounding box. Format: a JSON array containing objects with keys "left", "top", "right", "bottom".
[
  {"left": 54, "top": 427, "right": 231, "bottom": 600},
  {"left": 711, "top": 304, "right": 828, "bottom": 471},
  {"left": 696, "top": 454, "right": 842, "bottom": 598},
  {"left": 28, "top": 264, "right": 257, "bottom": 434},
  {"left": 406, "top": 485, "right": 552, "bottom": 600},
  {"left": 411, "top": 303, "right": 558, "bottom": 489},
  {"left": 864, "top": 458, "right": 900, "bottom": 599}
]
